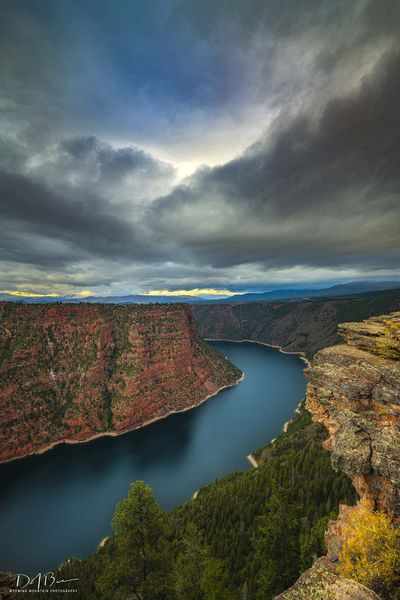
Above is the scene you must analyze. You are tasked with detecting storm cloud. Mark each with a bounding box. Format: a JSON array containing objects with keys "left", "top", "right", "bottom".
[
  {"left": 0, "top": 0, "right": 399, "bottom": 295},
  {"left": 151, "top": 49, "right": 400, "bottom": 270}
]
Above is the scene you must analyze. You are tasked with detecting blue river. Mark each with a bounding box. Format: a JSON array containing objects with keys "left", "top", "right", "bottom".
[{"left": 0, "top": 341, "right": 306, "bottom": 573}]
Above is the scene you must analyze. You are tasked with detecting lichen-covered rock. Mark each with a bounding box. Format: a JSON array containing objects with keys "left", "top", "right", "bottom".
[
  {"left": 276, "top": 313, "right": 400, "bottom": 600},
  {"left": 0, "top": 302, "right": 242, "bottom": 463},
  {"left": 274, "top": 559, "right": 380, "bottom": 599},
  {"left": 305, "top": 312, "right": 400, "bottom": 515}
]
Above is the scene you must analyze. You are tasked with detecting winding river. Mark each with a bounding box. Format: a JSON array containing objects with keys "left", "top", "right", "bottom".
[{"left": 0, "top": 341, "right": 306, "bottom": 573}]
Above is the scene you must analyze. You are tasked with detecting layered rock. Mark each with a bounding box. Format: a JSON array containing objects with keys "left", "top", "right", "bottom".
[
  {"left": 0, "top": 302, "right": 242, "bottom": 463},
  {"left": 193, "top": 290, "right": 400, "bottom": 357},
  {"left": 306, "top": 312, "right": 400, "bottom": 515},
  {"left": 275, "top": 312, "right": 400, "bottom": 599}
]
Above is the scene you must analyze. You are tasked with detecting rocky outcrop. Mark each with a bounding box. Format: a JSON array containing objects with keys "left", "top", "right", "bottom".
[
  {"left": 0, "top": 302, "right": 242, "bottom": 463},
  {"left": 306, "top": 312, "right": 400, "bottom": 515},
  {"left": 193, "top": 290, "right": 400, "bottom": 357},
  {"left": 274, "top": 558, "right": 380, "bottom": 600},
  {"left": 274, "top": 312, "right": 400, "bottom": 599}
]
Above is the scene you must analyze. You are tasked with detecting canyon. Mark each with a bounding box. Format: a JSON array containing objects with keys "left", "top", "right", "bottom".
[
  {"left": 0, "top": 302, "right": 242, "bottom": 463},
  {"left": 1, "top": 299, "right": 399, "bottom": 598},
  {"left": 193, "top": 289, "right": 400, "bottom": 357}
]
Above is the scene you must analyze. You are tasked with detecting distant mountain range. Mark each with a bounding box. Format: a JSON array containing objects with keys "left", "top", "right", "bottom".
[
  {"left": 216, "top": 281, "right": 400, "bottom": 303},
  {"left": 1, "top": 280, "right": 400, "bottom": 305}
]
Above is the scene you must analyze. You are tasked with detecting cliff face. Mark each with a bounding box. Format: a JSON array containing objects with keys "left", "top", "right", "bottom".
[
  {"left": 306, "top": 312, "right": 400, "bottom": 515},
  {"left": 0, "top": 302, "right": 242, "bottom": 463},
  {"left": 193, "top": 291, "right": 400, "bottom": 357},
  {"left": 274, "top": 313, "right": 400, "bottom": 599}
]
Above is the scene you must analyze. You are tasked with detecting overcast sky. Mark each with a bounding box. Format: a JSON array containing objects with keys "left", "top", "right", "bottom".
[{"left": 1, "top": 0, "right": 400, "bottom": 296}]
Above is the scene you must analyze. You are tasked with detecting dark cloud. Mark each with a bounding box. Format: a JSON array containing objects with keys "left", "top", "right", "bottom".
[
  {"left": 3, "top": 0, "right": 398, "bottom": 152},
  {"left": 0, "top": 0, "right": 399, "bottom": 293},
  {"left": 33, "top": 135, "right": 177, "bottom": 204},
  {"left": 0, "top": 169, "right": 161, "bottom": 267},
  {"left": 0, "top": 132, "right": 177, "bottom": 271},
  {"left": 150, "top": 49, "right": 400, "bottom": 270},
  {"left": 58, "top": 136, "right": 175, "bottom": 183}
]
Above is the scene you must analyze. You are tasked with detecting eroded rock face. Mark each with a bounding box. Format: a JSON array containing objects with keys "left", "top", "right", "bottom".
[
  {"left": 193, "top": 292, "right": 400, "bottom": 357},
  {"left": 274, "top": 313, "right": 400, "bottom": 599},
  {"left": 0, "top": 302, "right": 242, "bottom": 463},
  {"left": 305, "top": 313, "right": 400, "bottom": 515}
]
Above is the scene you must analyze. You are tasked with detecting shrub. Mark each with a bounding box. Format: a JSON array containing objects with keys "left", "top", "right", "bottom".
[{"left": 338, "top": 499, "right": 400, "bottom": 599}]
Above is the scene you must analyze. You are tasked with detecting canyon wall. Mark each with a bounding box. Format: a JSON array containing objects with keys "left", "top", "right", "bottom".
[
  {"left": 306, "top": 312, "right": 400, "bottom": 515},
  {"left": 193, "top": 290, "right": 400, "bottom": 357},
  {"left": 0, "top": 302, "right": 242, "bottom": 463},
  {"left": 276, "top": 312, "right": 400, "bottom": 599}
]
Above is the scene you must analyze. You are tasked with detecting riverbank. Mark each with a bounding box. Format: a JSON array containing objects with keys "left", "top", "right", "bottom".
[
  {"left": 205, "top": 338, "right": 310, "bottom": 367},
  {"left": 0, "top": 372, "right": 244, "bottom": 465},
  {"left": 282, "top": 400, "right": 304, "bottom": 434},
  {"left": 207, "top": 339, "right": 307, "bottom": 457},
  {"left": 0, "top": 339, "right": 307, "bottom": 573},
  {"left": 247, "top": 454, "right": 259, "bottom": 468}
]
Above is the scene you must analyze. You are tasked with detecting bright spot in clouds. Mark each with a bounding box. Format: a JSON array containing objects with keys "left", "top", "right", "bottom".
[
  {"left": 145, "top": 289, "right": 245, "bottom": 297},
  {"left": 0, "top": 290, "right": 60, "bottom": 298},
  {"left": 0, "top": 289, "right": 93, "bottom": 298}
]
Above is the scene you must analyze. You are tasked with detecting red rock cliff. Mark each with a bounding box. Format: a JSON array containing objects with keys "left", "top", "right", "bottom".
[{"left": 0, "top": 302, "right": 242, "bottom": 463}]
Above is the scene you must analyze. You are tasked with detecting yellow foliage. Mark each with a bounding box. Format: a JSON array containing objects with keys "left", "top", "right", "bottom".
[{"left": 338, "top": 500, "right": 400, "bottom": 599}]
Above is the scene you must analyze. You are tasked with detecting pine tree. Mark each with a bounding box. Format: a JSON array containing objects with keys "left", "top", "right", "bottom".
[
  {"left": 253, "top": 484, "right": 301, "bottom": 599},
  {"left": 96, "top": 480, "right": 173, "bottom": 600},
  {"left": 201, "top": 556, "right": 235, "bottom": 600},
  {"left": 300, "top": 514, "right": 331, "bottom": 570},
  {"left": 174, "top": 522, "right": 234, "bottom": 600}
]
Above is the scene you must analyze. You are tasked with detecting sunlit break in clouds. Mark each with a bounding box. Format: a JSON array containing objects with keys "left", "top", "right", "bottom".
[
  {"left": 145, "top": 289, "right": 246, "bottom": 298},
  {"left": 1, "top": 0, "right": 400, "bottom": 296}
]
